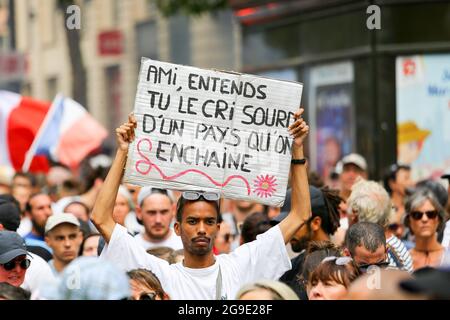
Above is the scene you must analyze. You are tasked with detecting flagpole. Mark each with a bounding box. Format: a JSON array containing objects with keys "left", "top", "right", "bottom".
[{"left": 22, "top": 94, "right": 63, "bottom": 172}]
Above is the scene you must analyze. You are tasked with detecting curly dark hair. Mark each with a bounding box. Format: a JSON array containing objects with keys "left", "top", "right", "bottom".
[{"left": 321, "top": 186, "right": 342, "bottom": 235}]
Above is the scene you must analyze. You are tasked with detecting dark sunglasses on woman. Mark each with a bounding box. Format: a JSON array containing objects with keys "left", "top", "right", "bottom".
[
  {"left": 1, "top": 259, "right": 31, "bottom": 271},
  {"left": 127, "top": 292, "right": 157, "bottom": 300},
  {"left": 410, "top": 210, "right": 439, "bottom": 220},
  {"left": 139, "top": 292, "right": 157, "bottom": 300}
]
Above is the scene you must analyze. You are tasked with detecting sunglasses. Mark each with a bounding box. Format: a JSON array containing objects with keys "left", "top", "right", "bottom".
[
  {"left": 138, "top": 292, "right": 157, "bottom": 300},
  {"left": 410, "top": 210, "right": 439, "bottom": 220},
  {"left": 1, "top": 259, "right": 31, "bottom": 271},
  {"left": 357, "top": 261, "right": 390, "bottom": 273},
  {"left": 388, "top": 223, "right": 401, "bottom": 232},
  {"left": 322, "top": 256, "right": 353, "bottom": 266},
  {"left": 182, "top": 191, "right": 220, "bottom": 202}
]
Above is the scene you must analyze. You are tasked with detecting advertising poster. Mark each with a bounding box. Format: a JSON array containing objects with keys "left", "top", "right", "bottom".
[
  {"left": 308, "top": 61, "right": 354, "bottom": 181},
  {"left": 396, "top": 54, "right": 450, "bottom": 180}
]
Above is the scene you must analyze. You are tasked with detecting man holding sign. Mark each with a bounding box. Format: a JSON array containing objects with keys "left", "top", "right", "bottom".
[
  {"left": 124, "top": 58, "right": 304, "bottom": 207},
  {"left": 92, "top": 107, "right": 310, "bottom": 300}
]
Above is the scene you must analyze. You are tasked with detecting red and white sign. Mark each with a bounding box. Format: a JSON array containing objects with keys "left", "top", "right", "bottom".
[{"left": 98, "top": 30, "right": 123, "bottom": 56}]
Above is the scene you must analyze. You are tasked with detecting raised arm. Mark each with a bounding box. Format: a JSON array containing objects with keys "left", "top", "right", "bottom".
[
  {"left": 278, "top": 108, "right": 311, "bottom": 243},
  {"left": 91, "top": 114, "right": 137, "bottom": 243}
]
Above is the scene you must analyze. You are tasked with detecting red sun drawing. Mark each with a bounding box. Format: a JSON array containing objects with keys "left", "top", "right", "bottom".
[{"left": 253, "top": 175, "right": 277, "bottom": 198}]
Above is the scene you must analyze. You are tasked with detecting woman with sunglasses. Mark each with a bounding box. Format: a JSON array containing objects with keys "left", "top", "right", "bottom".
[
  {"left": 307, "top": 256, "right": 360, "bottom": 300},
  {"left": 127, "top": 268, "right": 170, "bottom": 300},
  {"left": 0, "top": 231, "right": 31, "bottom": 287},
  {"left": 405, "top": 189, "right": 447, "bottom": 270}
]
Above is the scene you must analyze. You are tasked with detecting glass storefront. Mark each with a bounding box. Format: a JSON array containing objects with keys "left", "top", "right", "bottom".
[{"left": 234, "top": 0, "right": 450, "bottom": 180}]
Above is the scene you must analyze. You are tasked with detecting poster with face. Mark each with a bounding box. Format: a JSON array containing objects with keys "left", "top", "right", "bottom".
[
  {"left": 308, "top": 61, "right": 354, "bottom": 182},
  {"left": 396, "top": 54, "right": 450, "bottom": 180}
]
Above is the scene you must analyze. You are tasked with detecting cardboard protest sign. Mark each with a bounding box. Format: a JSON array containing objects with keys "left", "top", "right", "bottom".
[{"left": 124, "top": 58, "right": 303, "bottom": 206}]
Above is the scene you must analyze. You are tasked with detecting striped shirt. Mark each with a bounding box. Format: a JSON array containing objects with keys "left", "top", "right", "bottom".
[{"left": 387, "top": 235, "right": 413, "bottom": 273}]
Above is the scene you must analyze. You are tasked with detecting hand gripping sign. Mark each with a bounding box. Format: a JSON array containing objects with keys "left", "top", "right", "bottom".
[{"left": 124, "top": 58, "right": 303, "bottom": 207}]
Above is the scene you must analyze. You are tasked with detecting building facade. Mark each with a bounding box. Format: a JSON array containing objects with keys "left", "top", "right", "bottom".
[{"left": 10, "top": 0, "right": 239, "bottom": 149}]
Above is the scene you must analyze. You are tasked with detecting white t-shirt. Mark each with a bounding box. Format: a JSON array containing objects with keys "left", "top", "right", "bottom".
[
  {"left": 442, "top": 220, "right": 450, "bottom": 250},
  {"left": 101, "top": 223, "right": 291, "bottom": 300},
  {"left": 17, "top": 217, "right": 32, "bottom": 237},
  {"left": 22, "top": 253, "right": 56, "bottom": 295},
  {"left": 124, "top": 211, "right": 145, "bottom": 235},
  {"left": 134, "top": 230, "right": 183, "bottom": 251}
]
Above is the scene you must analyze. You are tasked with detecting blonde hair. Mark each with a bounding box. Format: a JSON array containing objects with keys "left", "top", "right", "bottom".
[
  {"left": 236, "top": 280, "right": 299, "bottom": 300},
  {"left": 348, "top": 178, "right": 394, "bottom": 228}
]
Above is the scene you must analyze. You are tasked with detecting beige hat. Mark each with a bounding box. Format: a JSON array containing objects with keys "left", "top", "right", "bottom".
[
  {"left": 341, "top": 153, "right": 368, "bottom": 171},
  {"left": 0, "top": 166, "right": 15, "bottom": 186},
  {"left": 45, "top": 213, "right": 80, "bottom": 234}
]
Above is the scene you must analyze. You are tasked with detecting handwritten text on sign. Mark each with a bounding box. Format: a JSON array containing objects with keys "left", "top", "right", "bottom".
[{"left": 124, "top": 58, "right": 303, "bottom": 206}]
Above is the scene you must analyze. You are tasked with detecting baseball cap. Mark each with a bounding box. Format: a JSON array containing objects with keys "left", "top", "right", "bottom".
[
  {"left": 0, "top": 195, "right": 21, "bottom": 232},
  {"left": 0, "top": 231, "right": 28, "bottom": 264},
  {"left": 45, "top": 213, "right": 80, "bottom": 234},
  {"left": 137, "top": 186, "right": 175, "bottom": 206},
  {"left": 400, "top": 266, "right": 450, "bottom": 299},
  {"left": 271, "top": 186, "right": 327, "bottom": 224},
  {"left": 0, "top": 166, "right": 15, "bottom": 186},
  {"left": 341, "top": 153, "right": 367, "bottom": 171}
]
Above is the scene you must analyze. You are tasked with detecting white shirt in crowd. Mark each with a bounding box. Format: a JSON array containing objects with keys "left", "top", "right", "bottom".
[
  {"left": 134, "top": 229, "right": 183, "bottom": 251},
  {"left": 17, "top": 217, "right": 32, "bottom": 237},
  {"left": 442, "top": 220, "right": 450, "bottom": 250},
  {"left": 22, "top": 252, "right": 56, "bottom": 296},
  {"left": 124, "top": 212, "right": 145, "bottom": 235},
  {"left": 101, "top": 223, "right": 291, "bottom": 300}
]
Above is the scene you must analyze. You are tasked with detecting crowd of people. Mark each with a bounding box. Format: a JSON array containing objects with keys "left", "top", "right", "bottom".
[{"left": 0, "top": 109, "right": 449, "bottom": 300}]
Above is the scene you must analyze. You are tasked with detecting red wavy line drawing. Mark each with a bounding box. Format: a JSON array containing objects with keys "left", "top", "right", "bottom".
[{"left": 135, "top": 138, "right": 251, "bottom": 195}]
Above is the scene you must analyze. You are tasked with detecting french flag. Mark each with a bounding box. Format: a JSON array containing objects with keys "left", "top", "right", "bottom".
[
  {"left": 23, "top": 94, "right": 108, "bottom": 171},
  {"left": 0, "top": 90, "right": 51, "bottom": 172}
]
